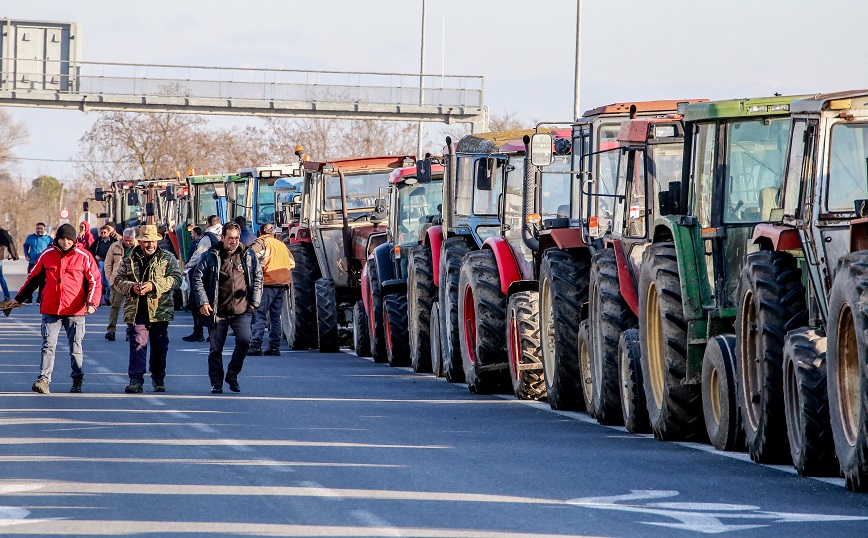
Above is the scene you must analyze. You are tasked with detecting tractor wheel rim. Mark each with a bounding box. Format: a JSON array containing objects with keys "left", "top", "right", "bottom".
[
  {"left": 591, "top": 283, "right": 603, "bottom": 398},
  {"left": 579, "top": 330, "right": 593, "bottom": 403},
  {"left": 463, "top": 285, "right": 477, "bottom": 365},
  {"left": 739, "top": 289, "right": 761, "bottom": 430},
  {"left": 710, "top": 365, "right": 722, "bottom": 425},
  {"left": 510, "top": 313, "right": 521, "bottom": 382},
  {"left": 620, "top": 345, "right": 631, "bottom": 413},
  {"left": 645, "top": 281, "right": 665, "bottom": 409},
  {"left": 540, "top": 277, "right": 555, "bottom": 378},
  {"left": 784, "top": 355, "right": 802, "bottom": 450},
  {"left": 837, "top": 304, "right": 861, "bottom": 447}
]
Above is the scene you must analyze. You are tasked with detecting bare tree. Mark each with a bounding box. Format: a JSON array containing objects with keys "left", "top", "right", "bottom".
[{"left": 488, "top": 109, "right": 527, "bottom": 132}]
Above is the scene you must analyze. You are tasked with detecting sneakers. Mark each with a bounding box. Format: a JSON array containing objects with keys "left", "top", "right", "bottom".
[
  {"left": 70, "top": 377, "right": 83, "bottom": 393},
  {"left": 105, "top": 331, "right": 116, "bottom": 341},
  {"left": 32, "top": 377, "right": 50, "bottom": 394},
  {"left": 226, "top": 378, "right": 241, "bottom": 393},
  {"left": 182, "top": 333, "right": 206, "bottom": 342},
  {"left": 152, "top": 378, "right": 166, "bottom": 393},
  {"left": 263, "top": 348, "right": 281, "bottom": 356},
  {"left": 211, "top": 385, "right": 223, "bottom": 394},
  {"left": 247, "top": 348, "right": 262, "bottom": 356},
  {"left": 124, "top": 380, "right": 144, "bottom": 393}
]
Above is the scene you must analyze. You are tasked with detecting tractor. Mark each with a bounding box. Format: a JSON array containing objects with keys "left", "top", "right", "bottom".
[
  {"left": 282, "top": 155, "right": 413, "bottom": 352},
  {"left": 231, "top": 159, "right": 304, "bottom": 235},
  {"left": 171, "top": 173, "right": 243, "bottom": 265}
]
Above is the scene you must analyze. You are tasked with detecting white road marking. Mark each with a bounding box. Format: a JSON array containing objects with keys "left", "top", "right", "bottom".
[
  {"left": 296, "top": 481, "right": 344, "bottom": 502},
  {"left": 350, "top": 510, "right": 400, "bottom": 536}
]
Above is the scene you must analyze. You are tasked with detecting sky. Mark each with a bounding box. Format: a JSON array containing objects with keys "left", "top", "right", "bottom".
[{"left": 3, "top": 0, "right": 868, "bottom": 183}]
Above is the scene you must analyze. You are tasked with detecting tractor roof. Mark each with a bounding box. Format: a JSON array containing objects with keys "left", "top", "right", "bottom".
[
  {"left": 582, "top": 99, "right": 706, "bottom": 119},
  {"left": 455, "top": 129, "right": 535, "bottom": 154},
  {"left": 684, "top": 95, "right": 810, "bottom": 122},
  {"left": 187, "top": 174, "right": 239, "bottom": 184},
  {"left": 791, "top": 90, "right": 868, "bottom": 114},
  {"left": 305, "top": 155, "right": 415, "bottom": 174},
  {"left": 389, "top": 164, "right": 444, "bottom": 184}
]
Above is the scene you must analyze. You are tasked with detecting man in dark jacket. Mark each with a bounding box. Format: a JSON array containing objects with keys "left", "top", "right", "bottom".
[
  {"left": 114, "top": 225, "right": 183, "bottom": 393},
  {"left": 89, "top": 224, "right": 118, "bottom": 305},
  {"left": 234, "top": 216, "right": 257, "bottom": 247},
  {"left": 191, "top": 221, "right": 262, "bottom": 393},
  {"left": 0, "top": 225, "right": 19, "bottom": 301}
]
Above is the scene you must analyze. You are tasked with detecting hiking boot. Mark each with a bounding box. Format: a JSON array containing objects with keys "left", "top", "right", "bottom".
[
  {"left": 124, "top": 380, "right": 144, "bottom": 393},
  {"left": 105, "top": 331, "right": 116, "bottom": 341},
  {"left": 152, "top": 378, "right": 166, "bottom": 393},
  {"left": 182, "top": 333, "right": 206, "bottom": 342},
  {"left": 70, "top": 377, "right": 83, "bottom": 393},
  {"left": 226, "top": 378, "right": 241, "bottom": 393},
  {"left": 211, "top": 385, "right": 223, "bottom": 394},
  {"left": 263, "top": 348, "right": 281, "bottom": 356},
  {"left": 32, "top": 377, "right": 50, "bottom": 394},
  {"left": 247, "top": 347, "right": 262, "bottom": 356}
]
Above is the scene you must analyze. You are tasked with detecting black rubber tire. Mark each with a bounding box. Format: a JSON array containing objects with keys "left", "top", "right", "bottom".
[
  {"left": 619, "top": 329, "right": 650, "bottom": 434},
  {"left": 367, "top": 261, "right": 388, "bottom": 363},
  {"left": 352, "top": 300, "right": 371, "bottom": 357},
  {"left": 578, "top": 320, "right": 595, "bottom": 417},
  {"left": 827, "top": 253, "right": 868, "bottom": 491},
  {"left": 539, "top": 249, "right": 590, "bottom": 410},
  {"left": 638, "top": 241, "right": 704, "bottom": 441},
  {"left": 702, "top": 334, "right": 745, "bottom": 451},
  {"left": 429, "top": 301, "right": 444, "bottom": 377},
  {"left": 384, "top": 293, "right": 411, "bottom": 367},
  {"left": 590, "top": 248, "right": 635, "bottom": 425},
  {"left": 408, "top": 246, "right": 435, "bottom": 373},
  {"left": 283, "top": 242, "right": 320, "bottom": 350},
  {"left": 315, "top": 278, "right": 339, "bottom": 353},
  {"left": 439, "top": 238, "right": 471, "bottom": 383},
  {"left": 458, "top": 250, "right": 510, "bottom": 394},
  {"left": 783, "top": 328, "right": 838, "bottom": 476},
  {"left": 507, "top": 291, "right": 546, "bottom": 400},
  {"left": 736, "top": 250, "right": 807, "bottom": 463}
]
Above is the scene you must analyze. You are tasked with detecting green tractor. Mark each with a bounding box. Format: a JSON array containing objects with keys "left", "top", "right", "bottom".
[{"left": 638, "top": 95, "right": 806, "bottom": 447}]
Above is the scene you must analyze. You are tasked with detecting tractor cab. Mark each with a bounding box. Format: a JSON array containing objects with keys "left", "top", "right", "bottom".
[{"left": 234, "top": 161, "right": 303, "bottom": 234}]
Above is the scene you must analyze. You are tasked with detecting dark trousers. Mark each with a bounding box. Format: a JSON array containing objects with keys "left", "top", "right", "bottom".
[
  {"left": 251, "top": 286, "right": 285, "bottom": 351},
  {"left": 188, "top": 274, "right": 203, "bottom": 335},
  {"left": 208, "top": 311, "right": 252, "bottom": 386},
  {"left": 129, "top": 315, "right": 169, "bottom": 382}
]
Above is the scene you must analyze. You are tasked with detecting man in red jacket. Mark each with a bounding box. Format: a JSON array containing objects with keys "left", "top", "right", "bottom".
[{"left": 8, "top": 223, "right": 102, "bottom": 394}]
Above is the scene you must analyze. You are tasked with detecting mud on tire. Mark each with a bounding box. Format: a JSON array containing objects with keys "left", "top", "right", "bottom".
[
  {"left": 284, "top": 242, "right": 320, "bottom": 350},
  {"left": 408, "top": 246, "right": 435, "bottom": 373},
  {"left": 315, "top": 278, "right": 339, "bottom": 353},
  {"left": 384, "top": 293, "right": 411, "bottom": 367},
  {"left": 439, "top": 238, "right": 471, "bottom": 383},
  {"left": 507, "top": 291, "right": 545, "bottom": 400}
]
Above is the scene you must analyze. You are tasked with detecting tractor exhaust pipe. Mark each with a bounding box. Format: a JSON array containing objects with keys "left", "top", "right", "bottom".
[
  {"left": 338, "top": 169, "right": 352, "bottom": 263},
  {"left": 522, "top": 135, "right": 540, "bottom": 253},
  {"left": 443, "top": 136, "right": 455, "bottom": 233}
]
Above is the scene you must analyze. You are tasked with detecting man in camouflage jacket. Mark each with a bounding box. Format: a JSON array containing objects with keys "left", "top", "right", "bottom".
[{"left": 113, "top": 225, "right": 182, "bottom": 394}]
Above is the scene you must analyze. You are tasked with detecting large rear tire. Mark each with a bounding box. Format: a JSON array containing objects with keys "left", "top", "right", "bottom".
[
  {"left": 578, "top": 320, "right": 595, "bottom": 417},
  {"left": 827, "top": 253, "right": 868, "bottom": 491},
  {"left": 638, "top": 241, "right": 703, "bottom": 440},
  {"left": 589, "top": 248, "right": 635, "bottom": 425},
  {"left": 539, "top": 249, "right": 590, "bottom": 410},
  {"left": 736, "top": 250, "right": 807, "bottom": 463},
  {"left": 385, "top": 293, "right": 411, "bottom": 367},
  {"left": 619, "top": 329, "right": 650, "bottom": 433},
  {"left": 783, "top": 328, "right": 838, "bottom": 476},
  {"left": 283, "top": 242, "right": 320, "bottom": 350},
  {"left": 367, "top": 261, "right": 388, "bottom": 363},
  {"left": 353, "top": 300, "right": 371, "bottom": 357},
  {"left": 429, "top": 302, "right": 444, "bottom": 377},
  {"left": 408, "top": 246, "right": 435, "bottom": 373},
  {"left": 315, "top": 278, "right": 339, "bottom": 353},
  {"left": 458, "top": 250, "right": 509, "bottom": 394},
  {"left": 507, "top": 291, "right": 546, "bottom": 400},
  {"left": 439, "top": 238, "right": 471, "bottom": 383},
  {"left": 702, "top": 334, "right": 744, "bottom": 451}
]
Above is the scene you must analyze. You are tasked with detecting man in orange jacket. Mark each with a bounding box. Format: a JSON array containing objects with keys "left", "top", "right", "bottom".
[
  {"left": 9, "top": 223, "right": 102, "bottom": 394},
  {"left": 248, "top": 223, "right": 294, "bottom": 356}
]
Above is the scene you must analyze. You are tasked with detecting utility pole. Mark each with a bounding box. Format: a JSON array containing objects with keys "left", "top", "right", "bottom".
[
  {"left": 573, "top": 0, "right": 582, "bottom": 121},
  {"left": 417, "top": 0, "right": 427, "bottom": 158}
]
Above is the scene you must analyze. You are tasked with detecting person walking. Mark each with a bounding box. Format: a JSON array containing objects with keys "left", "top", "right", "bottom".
[
  {"left": 248, "top": 223, "right": 294, "bottom": 356},
  {"left": 113, "top": 225, "right": 183, "bottom": 394},
  {"left": 191, "top": 221, "right": 262, "bottom": 393},
  {"left": 77, "top": 221, "right": 95, "bottom": 251},
  {"left": 104, "top": 228, "right": 137, "bottom": 341},
  {"left": 7, "top": 223, "right": 102, "bottom": 394},
  {"left": 23, "top": 222, "right": 52, "bottom": 304},
  {"left": 234, "top": 216, "right": 257, "bottom": 247},
  {"left": 0, "top": 225, "right": 19, "bottom": 301},
  {"left": 89, "top": 224, "right": 118, "bottom": 305},
  {"left": 182, "top": 215, "right": 222, "bottom": 342}
]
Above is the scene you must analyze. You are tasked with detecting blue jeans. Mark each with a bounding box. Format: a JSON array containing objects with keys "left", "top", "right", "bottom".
[
  {"left": 0, "top": 261, "right": 9, "bottom": 299},
  {"left": 98, "top": 261, "right": 109, "bottom": 303},
  {"left": 208, "top": 311, "right": 252, "bottom": 386},
  {"left": 39, "top": 314, "right": 86, "bottom": 382},
  {"left": 251, "top": 286, "right": 285, "bottom": 351}
]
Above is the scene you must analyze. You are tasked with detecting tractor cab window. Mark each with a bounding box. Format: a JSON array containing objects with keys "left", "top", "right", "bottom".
[
  {"left": 620, "top": 149, "right": 647, "bottom": 238},
  {"left": 233, "top": 182, "right": 248, "bottom": 217},
  {"left": 455, "top": 156, "right": 474, "bottom": 216},
  {"left": 689, "top": 122, "right": 716, "bottom": 227},
  {"left": 257, "top": 179, "right": 276, "bottom": 224},
  {"left": 473, "top": 156, "right": 505, "bottom": 216},
  {"left": 195, "top": 183, "right": 223, "bottom": 226},
  {"left": 648, "top": 141, "right": 685, "bottom": 220},
  {"left": 541, "top": 155, "right": 572, "bottom": 220},
  {"left": 827, "top": 123, "right": 868, "bottom": 213},
  {"left": 781, "top": 119, "right": 809, "bottom": 218},
  {"left": 396, "top": 182, "right": 443, "bottom": 246},
  {"left": 323, "top": 172, "right": 389, "bottom": 212},
  {"left": 584, "top": 125, "right": 620, "bottom": 236},
  {"left": 723, "top": 117, "right": 791, "bottom": 223}
]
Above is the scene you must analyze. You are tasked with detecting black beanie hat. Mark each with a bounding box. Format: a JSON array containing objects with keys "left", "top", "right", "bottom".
[{"left": 56, "top": 223, "right": 76, "bottom": 241}]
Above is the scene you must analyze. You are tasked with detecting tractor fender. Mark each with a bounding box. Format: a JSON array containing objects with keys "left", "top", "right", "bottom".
[
  {"left": 751, "top": 223, "right": 800, "bottom": 251},
  {"left": 380, "top": 278, "right": 408, "bottom": 297},
  {"left": 609, "top": 239, "right": 639, "bottom": 317},
  {"left": 291, "top": 227, "right": 312, "bottom": 243},
  {"left": 361, "top": 256, "right": 372, "bottom": 317},
  {"left": 548, "top": 227, "right": 587, "bottom": 250},
  {"left": 482, "top": 236, "right": 522, "bottom": 295},
  {"left": 850, "top": 217, "right": 868, "bottom": 253},
  {"left": 507, "top": 279, "right": 538, "bottom": 299},
  {"left": 373, "top": 242, "right": 397, "bottom": 283},
  {"left": 425, "top": 225, "right": 444, "bottom": 287}
]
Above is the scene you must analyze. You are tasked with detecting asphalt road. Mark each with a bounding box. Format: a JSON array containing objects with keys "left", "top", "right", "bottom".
[{"left": 0, "top": 300, "right": 867, "bottom": 536}]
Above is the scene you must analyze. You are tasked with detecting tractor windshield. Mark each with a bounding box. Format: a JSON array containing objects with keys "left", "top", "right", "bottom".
[
  {"left": 257, "top": 179, "right": 276, "bottom": 223},
  {"left": 827, "top": 123, "right": 868, "bottom": 212},
  {"left": 541, "top": 155, "right": 572, "bottom": 219},
  {"left": 723, "top": 117, "right": 791, "bottom": 223},
  {"left": 195, "top": 183, "right": 223, "bottom": 225},
  {"left": 323, "top": 172, "right": 389, "bottom": 211},
  {"left": 396, "top": 181, "right": 443, "bottom": 246}
]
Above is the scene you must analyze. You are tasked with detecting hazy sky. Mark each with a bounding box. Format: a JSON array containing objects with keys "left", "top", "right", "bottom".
[{"left": 4, "top": 0, "right": 867, "bottom": 182}]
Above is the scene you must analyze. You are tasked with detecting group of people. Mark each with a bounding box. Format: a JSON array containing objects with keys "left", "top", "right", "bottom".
[{"left": 2, "top": 215, "right": 294, "bottom": 395}]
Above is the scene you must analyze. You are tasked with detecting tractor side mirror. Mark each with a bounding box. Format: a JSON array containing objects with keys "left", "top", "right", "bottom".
[
  {"left": 97, "top": 212, "right": 108, "bottom": 219},
  {"left": 82, "top": 201, "right": 89, "bottom": 212},
  {"left": 275, "top": 208, "right": 287, "bottom": 226},
  {"left": 476, "top": 159, "right": 493, "bottom": 191},
  {"left": 530, "top": 133, "right": 554, "bottom": 166},
  {"left": 165, "top": 185, "right": 176, "bottom": 201},
  {"left": 226, "top": 181, "right": 238, "bottom": 203},
  {"left": 145, "top": 202, "right": 155, "bottom": 217},
  {"left": 94, "top": 188, "right": 105, "bottom": 201},
  {"left": 416, "top": 159, "right": 432, "bottom": 183},
  {"left": 127, "top": 191, "right": 140, "bottom": 206}
]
